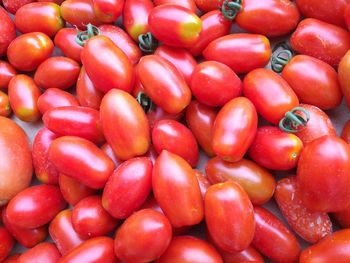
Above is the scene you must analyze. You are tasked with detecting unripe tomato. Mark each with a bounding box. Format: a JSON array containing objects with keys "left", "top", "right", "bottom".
[
  {"left": 0, "top": 227, "right": 14, "bottom": 262},
  {"left": 0, "top": 90, "right": 11, "bottom": 117},
  {"left": 93, "top": 0, "right": 124, "bottom": 23},
  {"left": 0, "top": 7, "right": 16, "bottom": 57},
  {"left": 54, "top": 28, "right": 83, "bottom": 63},
  {"left": 18, "top": 243, "right": 61, "bottom": 263},
  {"left": 37, "top": 88, "right": 79, "bottom": 114},
  {"left": 0, "top": 61, "right": 16, "bottom": 89}
]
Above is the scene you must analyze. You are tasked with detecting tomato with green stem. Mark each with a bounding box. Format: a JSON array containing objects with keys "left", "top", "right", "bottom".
[
  {"left": 37, "top": 88, "right": 79, "bottom": 114},
  {"left": 93, "top": 0, "right": 124, "bottom": 23},
  {"left": 0, "top": 7, "right": 16, "bottom": 57},
  {"left": 54, "top": 28, "right": 83, "bottom": 63},
  {"left": 0, "top": 61, "right": 16, "bottom": 89}
]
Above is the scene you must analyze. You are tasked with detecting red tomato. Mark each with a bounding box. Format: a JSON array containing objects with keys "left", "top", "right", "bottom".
[
  {"left": 297, "top": 135, "right": 350, "bottom": 212},
  {"left": 290, "top": 18, "right": 350, "bottom": 67},
  {"left": 206, "top": 157, "right": 276, "bottom": 205},
  {"left": 146, "top": 106, "right": 184, "bottom": 129},
  {"left": 275, "top": 177, "right": 332, "bottom": 243},
  {"left": 299, "top": 229, "right": 350, "bottom": 263},
  {"left": 18, "top": 243, "right": 61, "bottom": 263},
  {"left": 153, "top": 150, "right": 203, "bottom": 227},
  {"left": 2, "top": 0, "right": 35, "bottom": 13},
  {"left": 43, "top": 106, "right": 104, "bottom": 144},
  {"left": 93, "top": 0, "right": 124, "bottom": 23},
  {"left": 203, "top": 34, "right": 271, "bottom": 74},
  {"left": 100, "top": 89, "right": 150, "bottom": 160},
  {"left": 339, "top": 50, "right": 350, "bottom": 110},
  {"left": 100, "top": 143, "right": 122, "bottom": 167},
  {"left": 194, "top": 170, "right": 211, "bottom": 198},
  {"left": 195, "top": 0, "right": 221, "bottom": 12},
  {"left": 341, "top": 119, "right": 350, "bottom": 144},
  {"left": 37, "top": 88, "right": 79, "bottom": 114},
  {"left": 54, "top": 28, "right": 83, "bottom": 63},
  {"left": 334, "top": 205, "right": 350, "bottom": 228},
  {"left": 217, "top": 245, "right": 264, "bottom": 263},
  {"left": 0, "top": 227, "right": 14, "bottom": 262},
  {"left": 149, "top": 5, "right": 202, "bottom": 48},
  {"left": 212, "top": 97, "right": 258, "bottom": 162},
  {"left": 114, "top": 209, "right": 172, "bottom": 263},
  {"left": 152, "top": 120, "right": 199, "bottom": 167},
  {"left": 153, "top": 0, "right": 196, "bottom": 12},
  {"left": 205, "top": 181, "right": 255, "bottom": 252},
  {"left": 137, "top": 55, "right": 192, "bottom": 114},
  {"left": 0, "top": 7, "right": 16, "bottom": 57},
  {"left": 102, "top": 157, "right": 152, "bottom": 219},
  {"left": 345, "top": 4, "right": 350, "bottom": 30},
  {"left": 0, "top": 90, "right": 10, "bottom": 117},
  {"left": 2, "top": 254, "right": 21, "bottom": 263},
  {"left": 0, "top": 61, "right": 16, "bottom": 89}
]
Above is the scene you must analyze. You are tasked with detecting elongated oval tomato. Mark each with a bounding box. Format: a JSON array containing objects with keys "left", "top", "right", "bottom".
[
  {"left": 153, "top": 150, "right": 203, "bottom": 227},
  {"left": 2, "top": 0, "right": 35, "bottom": 14},
  {"left": 0, "top": 7, "right": 16, "bottom": 57},
  {"left": 0, "top": 61, "right": 16, "bottom": 89},
  {"left": 206, "top": 157, "right": 276, "bottom": 205},
  {"left": 0, "top": 227, "right": 14, "bottom": 262},
  {"left": 149, "top": 5, "right": 202, "bottom": 48},
  {"left": 243, "top": 68, "right": 299, "bottom": 125},
  {"left": 154, "top": 0, "right": 196, "bottom": 12},
  {"left": 203, "top": 34, "right": 271, "bottom": 74},
  {"left": 48, "top": 136, "right": 115, "bottom": 189},
  {"left": 297, "top": 135, "right": 350, "bottom": 212},
  {"left": 100, "top": 89, "right": 150, "bottom": 160},
  {"left": 339, "top": 50, "right": 350, "bottom": 110},
  {"left": 18, "top": 243, "right": 61, "bottom": 263},
  {"left": 137, "top": 55, "right": 192, "bottom": 114},
  {"left": 205, "top": 181, "right": 255, "bottom": 252},
  {"left": 93, "top": 0, "right": 124, "bottom": 23},
  {"left": 0, "top": 91, "right": 10, "bottom": 117},
  {"left": 212, "top": 97, "right": 257, "bottom": 162},
  {"left": 54, "top": 28, "right": 83, "bottom": 63},
  {"left": 37, "top": 88, "right": 79, "bottom": 114},
  {"left": 290, "top": 18, "right": 350, "bottom": 67}
]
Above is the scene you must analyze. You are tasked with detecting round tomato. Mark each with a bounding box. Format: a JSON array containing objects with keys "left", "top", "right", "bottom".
[
  {"left": 0, "top": 91, "right": 10, "bottom": 117},
  {"left": 0, "top": 7, "right": 16, "bottom": 57},
  {"left": 37, "top": 88, "right": 79, "bottom": 114},
  {"left": 18, "top": 243, "right": 61, "bottom": 263},
  {"left": 54, "top": 28, "right": 83, "bottom": 63},
  {"left": 0, "top": 61, "right": 16, "bottom": 89},
  {"left": 93, "top": 0, "right": 124, "bottom": 23}
]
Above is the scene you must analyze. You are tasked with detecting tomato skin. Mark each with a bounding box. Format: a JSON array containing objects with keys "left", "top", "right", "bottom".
[
  {"left": 146, "top": 106, "right": 184, "bottom": 129},
  {"left": 149, "top": 5, "right": 202, "bottom": 48},
  {"left": 203, "top": 34, "right": 271, "bottom": 74},
  {"left": 93, "top": 0, "right": 124, "bottom": 23},
  {"left": 0, "top": 227, "right": 14, "bottom": 262},
  {"left": 2, "top": 0, "right": 35, "bottom": 14},
  {"left": 189, "top": 10, "right": 232, "bottom": 57},
  {"left": 205, "top": 181, "right": 255, "bottom": 253},
  {"left": 54, "top": 28, "right": 83, "bottom": 63},
  {"left": 100, "top": 89, "right": 150, "bottom": 160},
  {"left": 0, "top": 7, "right": 16, "bottom": 57},
  {"left": 154, "top": 0, "right": 196, "bottom": 12},
  {"left": 153, "top": 150, "right": 203, "bottom": 227},
  {"left": 212, "top": 97, "right": 258, "bottom": 162},
  {"left": 0, "top": 90, "right": 11, "bottom": 117},
  {"left": 2, "top": 254, "right": 21, "bottom": 263},
  {"left": 338, "top": 50, "right": 350, "bottom": 110},
  {"left": 18, "top": 243, "right": 61, "bottom": 263},
  {"left": 0, "top": 61, "right": 16, "bottom": 89},
  {"left": 100, "top": 143, "right": 122, "bottom": 167},
  {"left": 38, "top": 88, "right": 79, "bottom": 114},
  {"left": 218, "top": 245, "right": 264, "bottom": 263},
  {"left": 206, "top": 157, "right": 276, "bottom": 205},
  {"left": 43, "top": 106, "right": 104, "bottom": 144},
  {"left": 345, "top": 4, "right": 350, "bottom": 31},
  {"left": 114, "top": 209, "right": 172, "bottom": 263},
  {"left": 156, "top": 236, "right": 223, "bottom": 263},
  {"left": 341, "top": 120, "right": 350, "bottom": 144},
  {"left": 137, "top": 55, "right": 192, "bottom": 114},
  {"left": 194, "top": 170, "right": 211, "bottom": 198},
  {"left": 297, "top": 135, "right": 350, "bottom": 212}
]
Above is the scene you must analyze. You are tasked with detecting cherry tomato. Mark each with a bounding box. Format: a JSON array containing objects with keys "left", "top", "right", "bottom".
[
  {"left": 297, "top": 135, "right": 350, "bottom": 212},
  {"left": 290, "top": 18, "right": 350, "bottom": 67},
  {"left": 93, "top": 0, "right": 124, "bottom": 23},
  {"left": 203, "top": 34, "right": 271, "bottom": 74},
  {"left": 217, "top": 245, "right": 264, "bottom": 263},
  {"left": 2, "top": 254, "right": 21, "bottom": 263},
  {"left": 0, "top": 90, "right": 11, "bottom": 117},
  {"left": 100, "top": 143, "right": 122, "bottom": 167},
  {"left": 341, "top": 119, "right": 350, "bottom": 144},
  {"left": 37, "top": 88, "right": 79, "bottom": 114},
  {"left": 206, "top": 157, "right": 276, "bottom": 205},
  {"left": 153, "top": 0, "right": 196, "bottom": 12},
  {"left": 102, "top": 157, "right": 152, "bottom": 219},
  {"left": 338, "top": 50, "right": 350, "bottom": 110},
  {"left": 114, "top": 209, "right": 172, "bottom": 263},
  {"left": 153, "top": 150, "right": 203, "bottom": 227},
  {"left": 194, "top": 170, "right": 211, "bottom": 198},
  {"left": 18, "top": 243, "right": 61, "bottom": 263},
  {"left": 54, "top": 28, "right": 83, "bottom": 63},
  {"left": 212, "top": 97, "right": 258, "bottom": 162},
  {"left": 0, "top": 61, "right": 16, "bottom": 89},
  {"left": 149, "top": 5, "right": 202, "bottom": 48},
  {"left": 0, "top": 227, "right": 14, "bottom": 262},
  {"left": 137, "top": 55, "right": 192, "bottom": 114},
  {"left": 146, "top": 106, "right": 184, "bottom": 129},
  {"left": 205, "top": 181, "right": 255, "bottom": 252},
  {"left": 0, "top": 7, "right": 16, "bottom": 57}
]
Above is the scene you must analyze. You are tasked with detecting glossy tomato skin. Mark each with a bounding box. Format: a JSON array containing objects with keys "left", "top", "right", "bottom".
[
  {"left": 206, "top": 157, "right": 276, "bottom": 205},
  {"left": 203, "top": 34, "right": 271, "bottom": 74},
  {"left": 100, "top": 89, "right": 150, "bottom": 160},
  {"left": 37, "top": 88, "right": 79, "bottom": 114},
  {"left": 149, "top": 5, "right": 202, "bottom": 48},
  {"left": 339, "top": 50, "right": 350, "bottom": 110},
  {"left": 297, "top": 135, "right": 350, "bottom": 212},
  {"left": 0, "top": 61, "right": 16, "bottom": 89},
  {"left": 43, "top": 106, "right": 104, "bottom": 144},
  {"left": 243, "top": 68, "right": 299, "bottom": 125},
  {"left": 100, "top": 143, "right": 122, "bottom": 167},
  {"left": 291, "top": 18, "right": 350, "bottom": 67},
  {"left": 205, "top": 181, "right": 255, "bottom": 252},
  {"left": 217, "top": 245, "right": 264, "bottom": 263},
  {"left": 93, "top": 0, "right": 124, "bottom": 23},
  {"left": 7, "top": 32, "right": 54, "bottom": 72},
  {"left": 0, "top": 90, "right": 11, "bottom": 117},
  {"left": 0, "top": 227, "right": 14, "bottom": 262},
  {"left": 194, "top": 170, "right": 211, "bottom": 198},
  {"left": 345, "top": 4, "right": 350, "bottom": 30},
  {"left": 114, "top": 209, "right": 172, "bottom": 263},
  {"left": 341, "top": 119, "right": 350, "bottom": 144},
  {"left": 212, "top": 97, "right": 258, "bottom": 162},
  {"left": 18, "top": 243, "right": 61, "bottom": 263},
  {"left": 153, "top": 150, "right": 203, "bottom": 227},
  {"left": 54, "top": 28, "right": 83, "bottom": 63},
  {"left": 137, "top": 55, "right": 192, "bottom": 114},
  {"left": 275, "top": 177, "right": 332, "bottom": 243},
  {"left": 195, "top": 0, "right": 221, "bottom": 12},
  {"left": 2, "top": 0, "right": 35, "bottom": 14},
  {"left": 0, "top": 7, "right": 16, "bottom": 57},
  {"left": 154, "top": 0, "right": 196, "bottom": 12}
]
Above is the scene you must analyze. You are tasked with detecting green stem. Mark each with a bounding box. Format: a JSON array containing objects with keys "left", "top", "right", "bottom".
[
  {"left": 138, "top": 32, "right": 158, "bottom": 54},
  {"left": 136, "top": 92, "right": 155, "bottom": 113},
  {"left": 75, "top": 24, "right": 101, "bottom": 47},
  {"left": 271, "top": 42, "right": 293, "bottom": 73},
  {"left": 221, "top": 0, "right": 242, "bottom": 20},
  {"left": 279, "top": 107, "right": 310, "bottom": 133}
]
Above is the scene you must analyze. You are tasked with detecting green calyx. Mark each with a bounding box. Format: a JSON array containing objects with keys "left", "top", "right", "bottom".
[
  {"left": 271, "top": 42, "right": 293, "bottom": 73},
  {"left": 75, "top": 24, "right": 101, "bottom": 47},
  {"left": 138, "top": 32, "right": 158, "bottom": 54},
  {"left": 221, "top": 0, "right": 242, "bottom": 20},
  {"left": 279, "top": 107, "right": 310, "bottom": 133},
  {"left": 136, "top": 92, "right": 155, "bottom": 113}
]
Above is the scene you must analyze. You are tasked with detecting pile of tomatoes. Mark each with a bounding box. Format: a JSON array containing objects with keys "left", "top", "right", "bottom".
[{"left": 2, "top": 0, "right": 350, "bottom": 262}]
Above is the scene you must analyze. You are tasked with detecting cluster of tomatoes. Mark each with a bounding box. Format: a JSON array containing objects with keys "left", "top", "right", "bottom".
[{"left": 2, "top": 0, "right": 350, "bottom": 262}]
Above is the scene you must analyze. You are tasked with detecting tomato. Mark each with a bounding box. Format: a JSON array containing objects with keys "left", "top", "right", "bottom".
[
  {"left": 334, "top": 205, "right": 350, "bottom": 228},
  {"left": 212, "top": 97, "right": 257, "bottom": 162},
  {"left": 18, "top": 243, "right": 61, "bottom": 263},
  {"left": 146, "top": 106, "right": 184, "bottom": 129},
  {"left": 32, "top": 127, "right": 59, "bottom": 184},
  {"left": 7, "top": 32, "right": 54, "bottom": 72},
  {"left": 0, "top": 7, "right": 16, "bottom": 57},
  {"left": 189, "top": 10, "right": 232, "bottom": 57},
  {"left": 153, "top": 150, "right": 203, "bottom": 227},
  {"left": 291, "top": 18, "right": 350, "bottom": 67},
  {"left": 185, "top": 101, "right": 217, "bottom": 157},
  {"left": 137, "top": 55, "right": 192, "bottom": 114},
  {"left": 0, "top": 227, "right": 14, "bottom": 262},
  {"left": 345, "top": 4, "right": 350, "bottom": 30},
  {"left": 114, "top": 209, "right": 172, "bottom": 262},
  {"left": 43, "top": 106, "right": 104, "bottom": 144},
  {"left": 156, "top": 236, "right": 223, "bottom": 263},
  {"left": 299, "top": 229, "right": 350, "bottom": 263},
  {"left": 100, "top": 89, "right": 150, "bottom": 160},
  {"left": 93, "top": 0, "right": 124, "bottom": 23},
  {"left": 0, "top": 91, "right": 10, "bottom": 117},
  {"left": 61, "top": 0, "right": 101, "bottom": 29},
  {"left": 37, "top": 88, "right": 79, "bottom": 114},
  {"left": 123, "top": 0, "right": 154, "bottom": 42},
  {"left": 149, "top": 5, "right": 202, "bottom": 48},
  {"left": 297, "top": 135, "right": 350, "bottom": 212},
  {"left": 155, "top": 45, "right": 197, "bottom": 86},
  {"left": 102, "top": 157, "right": 152, "bottom": 219},
  {"left": 339, "top": 50, "right": 350, "bottom": 110},
  {"left": 54, "top": 28, "right": 83, "bottom": 63},
  {"left": 194, "top": 0, "right": 221, "bottom": 12},
  {"left": 206, "top": 157, "right": 276, "bottom": 205},
  {"left": 49, "top": 209, "right": 87, "bottom": 255},
  {"left": 217, "top": 245, "right": 264, "bottom": 263},
  {"left": 152, "top": 120, "right": 199, "bottom": 167},
  {"left": 0, "top": 61, "right": 16, "bottom": 89},
  {"left": 0, "top": 117, "right": 32, "bottom": 205},
  {"left": 144, "top": 145, "right": 159, "bottom": 164},
  {"left": 100, "top": 143, "right": 122, "bottom": 167},
  {"left": 2, "top": 254, "right": 21, "bottom": 263},
  {"left": 341, "top": 120, "right": 350, "bottom": 144},
  {"left": 194, "top": 170, "right": 211, "bottom": 198},
  {"left": 154, "top": 0, "right": 196, "bottom": 12},
  {"left": 205, "top": 181, "right": 255, "bottom": 252},
  {"left": 191, "top": 61, "right": 242, "bottom": 107},
  {"left": 203, "top": 34, "right": 271, "bottom": 74},
  {"left": 76, "top": 67, "right": 103, "bottom": 110}
]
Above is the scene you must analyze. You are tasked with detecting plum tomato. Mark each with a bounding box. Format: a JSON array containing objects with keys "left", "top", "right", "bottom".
[{"left": 37, "top": 88, "right": 79, "bottom": 114}]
